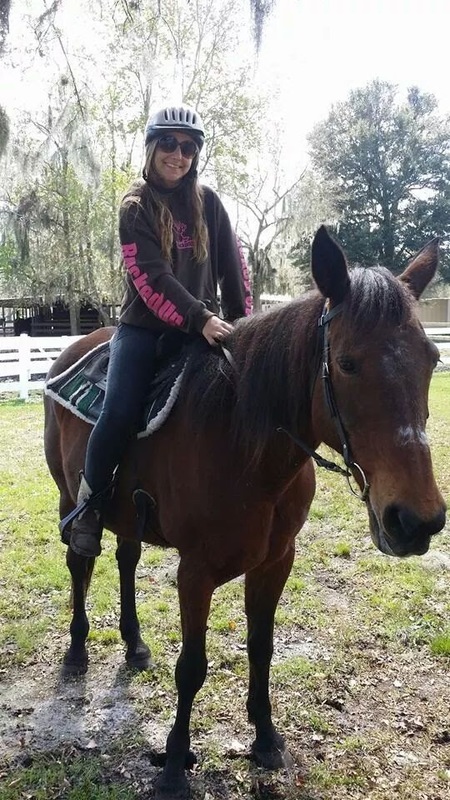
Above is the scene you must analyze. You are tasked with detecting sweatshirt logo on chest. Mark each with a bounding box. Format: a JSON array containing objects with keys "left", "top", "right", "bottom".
[{"left": 173, "top": 221, "right": 194, "bottom": 250}]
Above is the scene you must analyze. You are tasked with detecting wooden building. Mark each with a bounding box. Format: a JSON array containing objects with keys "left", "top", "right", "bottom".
[{"left": 0, "top": 299, "right": 105, "bottom": 336}]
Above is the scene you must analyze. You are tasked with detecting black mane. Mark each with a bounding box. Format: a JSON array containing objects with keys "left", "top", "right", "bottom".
[
  {"left": 343, "top": 266, "right": 414, "bottom": 331},
  {"left": 182, "top": 266, "right": 415, "bottom": 464}
]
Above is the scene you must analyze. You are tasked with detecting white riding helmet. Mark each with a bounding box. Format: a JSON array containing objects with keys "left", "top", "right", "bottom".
[{"left": 144, "top": 106, "right": 205, "bottom": 150}]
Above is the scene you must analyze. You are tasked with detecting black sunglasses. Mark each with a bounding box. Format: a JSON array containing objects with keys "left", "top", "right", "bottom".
[{"left": 156, "top": 135, "right": 198, "bottom": 159}]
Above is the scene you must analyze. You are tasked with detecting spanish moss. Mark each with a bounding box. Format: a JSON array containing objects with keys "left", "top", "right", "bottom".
[
  {"left": 249, "top": 0, "right": 275, "bottom": 50},
  {"left": 0, "top": 0, "right": 10, "bottom": 55},
  {"left": 0, "top": 104, "right": 9, "bottom": 157}
]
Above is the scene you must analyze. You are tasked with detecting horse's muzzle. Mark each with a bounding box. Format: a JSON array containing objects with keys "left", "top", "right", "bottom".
[{"left": 368, "top": 502, "right": 446, "bottom": 557}]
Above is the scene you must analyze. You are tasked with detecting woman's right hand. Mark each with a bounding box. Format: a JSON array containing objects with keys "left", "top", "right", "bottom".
[{"left": 202, "top": 315, "right": 234, "bottom": 346}]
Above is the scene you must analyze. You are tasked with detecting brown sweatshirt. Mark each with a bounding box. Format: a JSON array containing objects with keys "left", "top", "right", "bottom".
[{"left": 118, "top": 180, "right": 252, "bottom": 335}]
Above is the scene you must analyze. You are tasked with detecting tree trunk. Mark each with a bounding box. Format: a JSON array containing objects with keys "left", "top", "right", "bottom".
[
  {"left": 252, "top": 267, "right": 263, "bottom": 312},
  {"left": 381, "top": 202, "right": 395, "bottom": 266},
  {"left": 69, "top": 298, "right": 80, "bottom": 335},
  {"left": 98, "top": 305, "right": 112, "bottom": 327}
]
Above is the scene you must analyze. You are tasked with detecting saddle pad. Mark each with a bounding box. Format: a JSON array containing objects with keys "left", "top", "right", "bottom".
[{"left": 45, "top": 339, "right": 188, "bottom": 439}]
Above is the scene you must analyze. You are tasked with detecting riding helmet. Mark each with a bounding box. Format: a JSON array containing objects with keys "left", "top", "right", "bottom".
[{"left": 144, "top": 106, "right": 205, "bottom": 150}]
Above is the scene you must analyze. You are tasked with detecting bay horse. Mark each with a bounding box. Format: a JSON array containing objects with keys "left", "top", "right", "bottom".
[{"left": 44, "top": 226, "right": 446, "bottom": 800}]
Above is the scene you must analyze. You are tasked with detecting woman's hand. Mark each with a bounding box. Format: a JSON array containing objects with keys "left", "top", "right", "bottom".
[{"left": 202, "top": 315, "right": 234, "bottom": 346}]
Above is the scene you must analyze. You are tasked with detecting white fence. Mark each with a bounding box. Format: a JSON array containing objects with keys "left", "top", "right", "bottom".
[
  {"left": 0, "top": 334, "right": 82, "bottom": 400},
  {"left": 0, "top": 329, "right": 449, "bottom": 401}
]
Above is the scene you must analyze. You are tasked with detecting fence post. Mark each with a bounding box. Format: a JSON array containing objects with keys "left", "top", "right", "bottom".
[{"left": 18, "top": 333, "right": 31, "bottom": 401}]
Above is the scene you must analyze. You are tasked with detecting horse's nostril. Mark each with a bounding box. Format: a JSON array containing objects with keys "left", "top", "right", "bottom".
[
  {"left": 383, "top": 505, "right": 405, "bottom": 540},
  {"left": 384, "top": 504, "right": 446, "bottom": 541}
]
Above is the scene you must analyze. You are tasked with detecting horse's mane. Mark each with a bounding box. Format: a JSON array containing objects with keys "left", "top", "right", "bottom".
[
  {"left": 344, "top": 265, "right": 414, "bottom": 331},
  {"left": 181, "top": 266, "right": 415, "bottom": 464}
]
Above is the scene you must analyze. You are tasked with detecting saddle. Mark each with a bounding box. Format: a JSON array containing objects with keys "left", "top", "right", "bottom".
[{"left": 45, "top": 332, "right": 191, "bottom": 438}]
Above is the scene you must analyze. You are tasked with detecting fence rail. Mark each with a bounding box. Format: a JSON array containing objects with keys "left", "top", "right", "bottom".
[
  {"left": 0, "top": 330, "right": 449, "bottom": 401},
  {"left": 0, "top": 335, "right": 82, "bottom": 399}
]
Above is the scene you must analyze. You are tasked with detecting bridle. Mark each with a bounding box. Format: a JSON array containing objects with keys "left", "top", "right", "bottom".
[{"left": 276, "top": 302, "right": 370, "bottom": 502}]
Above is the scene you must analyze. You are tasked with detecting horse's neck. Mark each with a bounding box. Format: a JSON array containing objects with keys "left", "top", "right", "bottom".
[{"left": 230, "top": 297, "right": 322, "bottom": 481}]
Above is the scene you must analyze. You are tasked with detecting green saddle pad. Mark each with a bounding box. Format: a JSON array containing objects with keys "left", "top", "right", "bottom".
[{"left": 45, "top": 339, "right": 188, "bottom": 438}]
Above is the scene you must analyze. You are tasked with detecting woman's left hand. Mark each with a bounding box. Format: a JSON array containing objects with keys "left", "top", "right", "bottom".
[{"left": 201, "top": 315, "right": 234, "bottom": 346}]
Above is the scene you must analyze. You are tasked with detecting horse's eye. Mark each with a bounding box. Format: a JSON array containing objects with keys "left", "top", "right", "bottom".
[{"left": 337, "top": 356, "right": 357, "bottom": 374}]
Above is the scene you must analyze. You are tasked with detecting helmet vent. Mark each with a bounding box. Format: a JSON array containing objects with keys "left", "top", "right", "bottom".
[{"left": 144, "top": 106, "right": 205, "bottom": 149}]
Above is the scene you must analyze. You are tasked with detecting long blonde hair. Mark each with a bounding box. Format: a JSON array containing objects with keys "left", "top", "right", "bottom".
[{"left": 126, "top": 140, "right": 209, "bottom": 264}]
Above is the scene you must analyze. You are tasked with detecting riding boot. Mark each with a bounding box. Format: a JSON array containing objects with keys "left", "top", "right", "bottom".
[{"left": 69, "top": 474, "right": 104, "bottom": 558}]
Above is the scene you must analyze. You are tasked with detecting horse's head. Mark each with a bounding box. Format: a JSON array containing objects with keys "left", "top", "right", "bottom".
[{"left": 310, "top": 226, "right": 446, "bottom": 557}]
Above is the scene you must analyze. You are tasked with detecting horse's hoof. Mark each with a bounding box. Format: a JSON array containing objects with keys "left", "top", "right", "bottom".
[
  {"left": 62, "top": 648, "right": 88, "bottom": 676},
  {"left": 251, "top": 742, "right": 294, "bottom": 771},
  {"left": 155, "top": 773, "right": 190, "bottom": 800},
  {"left": 125, "top": 642, "right": 153, "bottom": 671}
]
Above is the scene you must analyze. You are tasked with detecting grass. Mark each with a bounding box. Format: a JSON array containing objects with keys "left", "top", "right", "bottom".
[
  {"left": 430, "top": 631, "right": 450, "bottom": 656},
  {"left": 0, "top": 373, "right": 449, "bottom": 799},
  {"left": 0, "top": 752, "right": 136, "bottom": 800}
]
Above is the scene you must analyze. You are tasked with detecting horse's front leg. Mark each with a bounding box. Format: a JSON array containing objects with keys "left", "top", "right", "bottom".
[
  {"left": 64, "top": 547, "right": 96, "bottom": 675},
  {"left": 156, "top": 559, "right": 214, "bottom": 800},
  {"left": 116, "top": 536, "right": 152, "bottom": 670},
  {"left": 245, "top": 544, "right": 295, "bottom": 769}
]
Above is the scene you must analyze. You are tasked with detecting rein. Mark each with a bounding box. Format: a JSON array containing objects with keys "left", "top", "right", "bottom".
[{"left": 278, "top": 302, "right": 369, "bottom": 502}]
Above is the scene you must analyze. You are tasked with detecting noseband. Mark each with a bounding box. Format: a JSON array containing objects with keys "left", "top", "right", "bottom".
[{"left": 278, "top": 302, "right": 370, "bottom": 502}]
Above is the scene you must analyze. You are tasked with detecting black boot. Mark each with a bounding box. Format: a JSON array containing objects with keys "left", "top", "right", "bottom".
[{"left": 69, "top": 474, "right": 104, "bottom": 557}]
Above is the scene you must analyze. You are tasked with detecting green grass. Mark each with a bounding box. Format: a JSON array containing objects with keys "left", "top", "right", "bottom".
[
  {"left": 430, "top": 631, "right": 450, "bottom": 656},
  {"left": 0, "top": 374, "right": 449, "bottom": 800},
  {"left": 0, "top": 752, "right": 136, "bottom": 800}
]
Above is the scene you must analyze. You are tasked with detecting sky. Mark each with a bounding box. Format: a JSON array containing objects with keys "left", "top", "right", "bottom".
[
  {"left": 256, "top": 0, "right": 450, "bottom": 168},
  {"left": 3, "top": 0, "right": 450, "bottom": 173}
]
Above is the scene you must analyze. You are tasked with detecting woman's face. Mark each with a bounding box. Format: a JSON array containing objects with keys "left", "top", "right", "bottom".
[{"left": 152, "top": 132, "right": 198, "bottom": 188}]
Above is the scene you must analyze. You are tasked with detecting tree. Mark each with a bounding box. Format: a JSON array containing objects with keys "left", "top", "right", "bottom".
[
  {"left": 308, "top": 80, "right": 450, "bottom": 283},
  {"left": 0, "top": 0, "right": 280, "bottom": 328},
  {"left": 0, "top": 0, "right": 274, "bottom": 158},
  {"left": 281, "top": 170, "right": 339, "bottom": 295},
  {"left": 0, "top": 0, "right": 11, "bottom": 156},
  {"left": 233, "top": 133, "right": 304, "bottom": 308}
]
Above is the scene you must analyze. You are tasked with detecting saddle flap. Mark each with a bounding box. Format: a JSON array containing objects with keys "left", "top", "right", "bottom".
[{"left": 82, "top": 352, "right": 110, "bottom": 390}]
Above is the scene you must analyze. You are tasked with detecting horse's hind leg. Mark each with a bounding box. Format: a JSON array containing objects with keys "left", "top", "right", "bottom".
[
  {"left": 64, "top": 548, "right": 95, "bottom": 675},
  {"left": 116, "top": 537, "right": 152, "bottom": 670},
  {"left": 245, "top": 545, "right": 295, "bottom": 770}
]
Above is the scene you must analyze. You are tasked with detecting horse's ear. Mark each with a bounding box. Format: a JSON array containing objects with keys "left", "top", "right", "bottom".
[
  {"left": 311, "top": 226, "right": 350, "bottom": 303},
  {"left": 399, "top": 239, "right": 440, "bottom": 300}
]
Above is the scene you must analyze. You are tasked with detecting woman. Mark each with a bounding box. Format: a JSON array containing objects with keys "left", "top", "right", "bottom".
[{"left": 70, "top": 105, "right": 252, "bottom": 558}]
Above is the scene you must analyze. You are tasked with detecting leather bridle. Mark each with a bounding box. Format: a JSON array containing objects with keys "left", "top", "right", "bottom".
[{"left": 277, "top": 302, "right": 370, "bottom": 502}]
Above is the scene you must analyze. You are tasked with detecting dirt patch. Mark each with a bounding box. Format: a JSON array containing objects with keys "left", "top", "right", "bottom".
[
  {"left": 0, "top": 656, "right": 151, "bottom": 759},
  {"left": 1, "top": 619, "right": 450, "bottom": 800}
]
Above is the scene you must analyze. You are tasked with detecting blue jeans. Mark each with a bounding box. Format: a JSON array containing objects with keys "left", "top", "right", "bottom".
[{"left": 84, "top": 323, "right": 159, "bottom": 494}]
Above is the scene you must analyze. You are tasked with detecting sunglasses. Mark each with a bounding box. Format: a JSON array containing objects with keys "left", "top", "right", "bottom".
[{"left": 156, "top": 135, "right": 198, "bottom": 159}]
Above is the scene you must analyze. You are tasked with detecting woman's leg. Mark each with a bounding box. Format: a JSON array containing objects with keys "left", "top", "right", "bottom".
[
  {"left": 84, "top": 324, "right": 159, "bottom": 492},
  {"left": 70, "top": 324, "right": 159, "bottom": 557}
]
